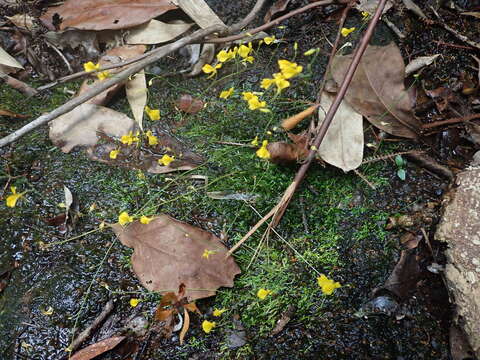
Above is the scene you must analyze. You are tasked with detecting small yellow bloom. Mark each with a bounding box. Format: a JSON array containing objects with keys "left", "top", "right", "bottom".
[
  {"left": 261, "top": 78, "right": 274, "bottom": 90},
  {"left": 121, "top": 131, "right": 139, "bottom": 146},
  {"left": 216, "top": 49, "right": 234, "bottom": 63},
  {"left": 242, "top": 55, "right": 254, "bottom": 64},
  {"left": 146, "top": 130, "right": 158, "bottom": 146},
  {"left": 248, "top": 96, "right": 267, "bottom": 111},
  {"left": 202, "top": 63, "right": 222, "bottom": 78},
  {"left": 83, "top": 61, "right": 100, "bottom": 72},
  {"left": 219, "top": 87, "right": 234, "bottom": 99},
  {"left": 6, "top": 186, "right": 24, "bottom": 208},
  {"left": 213, "top": 308, "right": 227, "bottom": 317},
  {"left": 96, "top": 71, "right": 110, "bottom": 81},
  {"left": 251, "top": 136, "right": 259, "bottom": 147},
  {"left": 118, "top": 211, "right": 134, "bottom": 226},
  {"left": 145, "top": 106, "right": 160, "bottom": 121},
  {"left": 202, "top": 249, "right": 217, "bottom": 259},
  {"left": 317, "top": 274, "right": 342, "bottom": 295},
  {"left": 264, "top": 36, "right": 275, "bottom": 45},
  {"left": 242, "top": 91, "right": 255, "bottom": 101},
  {"left": 304, "top": 48, "right": 318, "bottom": 56},
  {"left": 341, "top": 27, "right": 356, "bottom": 37},
  {"left": 361, "top": 11, "right": 370, "bottom": 19},
  {"left": 158, "top": 154, "right": 174, "bottom": 166},
  {"left": 272, "top": 72, "right": 290, "bottom": 93},
  {"left": 202, "top": 320, "right": 216, "bottom": 333},
  {"left": 109, "top": 149, "right": 120, "bottom": 159},
  {"left": 257, "top": 288, "right": 272, "bottom": 300},
  {"left": 256, "top": 140, "right": 270, "bottom": 159},
  {"left": 238, "top": 43, "right": 252, "bottom": 58},
  {"left": 278, "top": 60, "right": 303, "bottom": 79},
  {"left": 129, "top": 298, "right": 141, "bottom": 307},
  {"left": 140, "top": 215, "right": 153, "bottom": 224}
]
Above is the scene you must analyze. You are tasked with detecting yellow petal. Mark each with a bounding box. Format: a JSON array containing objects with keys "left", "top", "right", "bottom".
[
  {"left": 129, "top": 298, "right": 140, "bottom": 307},
  {"left": 109, "top": 149, "right": 120, "bottom": 159},
  {"left": 96, "top": 70, "right": 110, "bottom": 80},
  {"left": 140, "top": 215, "right": 152, "bottom": 224},
  {"left": 341, "top": 27, "right": 356, "bottom": 37},
  {"left": 317, "top": 274, "right": 342, "bottom": 295},
  {"left": 263, "top": 36, "right": 275, "bottom": 45},
  {"left": 213, "top": 308, "right": 227, "bottom": 317},
  {"left": 158, "top": 154, "right": 174, "bottom": 166},
  {"left": 118, "top": 211, "right": 133, "bottom": 226},
  {"left": 202, "top": 320, "right": 216, "bottom": 333},
  {"left": 6, "top": 193, "right": 23, "bottom": 207},
  {"left": 145, "top": 106, "right": 160, "bottom": 121},
  {"left": 251, "top": 136, "right": 259, "bottom": 147},
  {"left": 256, "top": 140, "right": 270, "bottom": 159},
  {"left": 83, "top": 61, "right": 100, "bottom": 72},
  {"left": 219, "top": 87, "right": 234, "bottom": 99},
  {"left": 257, "top": 288, "right": 272, "bottom": 300},
  {"left": 238, "top": 44, "right": 251, "bottom": 58}
]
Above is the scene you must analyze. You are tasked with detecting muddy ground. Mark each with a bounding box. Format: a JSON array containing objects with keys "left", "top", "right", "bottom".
[{"left": 1, "top": 0, "right": 479, "bottom": 359}]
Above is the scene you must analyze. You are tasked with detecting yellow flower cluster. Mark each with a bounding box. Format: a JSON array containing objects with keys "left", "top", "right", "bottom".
[
  {"left": 121, "top": 131, "right": 140, "bottom": 146},
  {"left": 203, "top": 42, "right": 255, "bottom": 79},
  {"left": 261, "top": 59, "right": 302, "bottom": 94},
  {"left": 242, "top": 92, "right": 269, "bottom": 112}
]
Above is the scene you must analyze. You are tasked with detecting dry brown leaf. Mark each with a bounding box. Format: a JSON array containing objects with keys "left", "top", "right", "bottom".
[
  {"left": 70, "top": 336, "right": 125, "bottom": 360},
  {"left": 0, "top": 46, "right": 23, "bottom": 72},
  {"left": 49, "top": 103, "right": 135, "bottom": 152},
  {"left": 405, "top": 54, "right": 440, "bottom": 77},
  {"left": 125, "top": 70, "right": 146, "bottom": 130},
  {"left": 317, "top": 92, "right": 363, "bottom": 172},
  {"left": 281, "top": 104, "right": 319, "bottom": 131},
  {"left": 179, "top": 308, "right": 190, "bottom": 344},
  {"left": 111, "top": 215, "right": 241, "bottom": 301},
  {"left": 264, "top": 0, "right": 292, "bottom": 22},
  {"left": 176, "top": 94, "right": 204, "bottom": 114},
  {"left": 78, "top": 45, "right": 146, "bottom": 106},
  {"left": 267, "top": 132, "right": 310, "bottom": 165},
  {"left": 331, "top": 43, "right": 421, "bottom": 139},
  {"left": 126, "top": 20, "right": 193, "bottom": 45},
  {"left": 40, "top": 0, "right": 177, "bottom": 31},
  {"left": 6, "top": 14, "right": 36, "bottom": 31}
]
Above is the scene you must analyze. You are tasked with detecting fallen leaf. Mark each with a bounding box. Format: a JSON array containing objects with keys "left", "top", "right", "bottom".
[
  {"left": 49, "top": 103, "right": 135, "bottom": 152},
  {"left": 0, "top": 108, "right": 28, "bottom": 118},
  {"left": 126, "top": 20, "right": 193, "bottom": 45},
  {"left": 176, "top": 94, "right": 204, "bottom": 114},
  {"left": 317, "top": 92, "right": 364, "bottom": 172},
  {"left": 0, "top": 45, "right": 23, "bottom": 73},
  {"left": 179, "top": 308, "right": 190, "bottom": 344},
  {"left": 172, "top": 0, "right": 224, "bottom": 28},
  {"left": 70, "top": 336, "right": 125, "bottom": 360},
  {"left": 404, "top": 54, "right": 441, "bottom": 76},
  {"left": 43, "top": 30, "right": 100, "bottom": 58},
  {"left": 264, "top": 0, "right": 292, "bottom": 22},
  {"left": 355, "top": 0, "right": 393, "bottom": 14},
  {"left": 331, "top": 43, "right": 421, "bottom": 139},
  {"left": 111, "top": 215, "right": 241, "bottom": 301},
  {"left": 461, "top": 12, "right": 480, "bottom": 19},
  {"left": 40, "top": 0, "right": 177, "bottom": 31},
  {"left": 266, "top": 132, "right": 310, "bottom": 165},
  {"left": 6, "top": 14, "right": 37, "bottom": 31},
  {"left": 381, "top": 248, "right": 421, "bottom": 299},
  {"left": 187, "top": 43, "right": 215, "bottom": 77},
  {"left": 125, "top": 70, "right": 147, "bottom": 131}
]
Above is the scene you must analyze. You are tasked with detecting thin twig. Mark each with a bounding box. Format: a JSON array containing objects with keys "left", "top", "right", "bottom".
[
  {"left": 0, "top": 72, "right": 38, "bottom": 97},
  {"left": 205, "top": 0, "right": 349, "bottom": 44},
  {"left": 421, "top": 113, "right": 480, "bottom": 129},
  {"left": 353, "top": 169, "right": 376, "bottom": 190}
]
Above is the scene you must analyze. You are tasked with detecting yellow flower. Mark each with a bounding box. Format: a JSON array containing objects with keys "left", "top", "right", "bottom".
[
  {"left": 96, "top": 71, "right": 110, "bottom": 81},
  {"left": 118, "top": 211, "right": 134, "bottom": 226},
  {"left": 317, "top": 274, "right": 342, "bottom": 295},
  {"left": 242, "top": 91, "right": 255, "bottom": 101},
  {"left": 247, "top": 96, "right": 267, "bottom": 111},
  {"left": 216, "top": 49, "right": 234, "bottom": 63},
  {"left": 129, "top": 298, "right": 141, "bottom": 307},
  {"left": 361, "top": 11, "right": 370, "bottom": 19},
  {"left": 202, "top": 320, "right": 216, "bottom": 333},
  {"left": 202, "top": 249, "right": 217, "bottom": 259},
  {"left": 237, "top": 43, "right": 252, "bottom": 58},
  {"left": 109, "top": 149, "right": 120, "bottom": 159},
  {"left": 219, "top": 87, "right": 234, "bottom": 99},
  {"left": 263, "top": 36, "right": 275, "bottom": 45},
  {"left": 158, "top": 154, "right": 174, "bottom": 166},
  {"left": 121, "top": 131, "right": 139, "bottom": 146},
  {"left": 251, "top": 136, "right": 259, "bottom": 147},
  {"left": 242, "top": 55, "right": 254, "bottom": 64},
  {"left": 261, "top": 78, "right": 274, "bottom": 90},
  {"left": 257, "top": 288, "right": 272, "bottom": 300},
  {"left": 272, "top": 72, "right": 290, "bottom": 93},
  {"left": 341, "top": 27, "right": 356, "bottom": 37},
  {"left": 202, "top": 63, "right": 222, "bottom": 78},
  {"left": 145, "top": 106, "right": 160, "bottom": 121},
  {"left": 6, "top": 186, "right": 25, "bottom": 208},
  {"left": 140, "top": 215, "right": 153, "bottom": 224},
  {"left": 146, "top": 130, "right": 158, "bottom": 146},
  {"left": 304, "top": 48, "right": 318, "bottom": 56},
  {"left": 278, "top": 59, "right": 303, "bottom": 79},
  {"left": 256, "top": 140, "right": 270, "bottom": 159},
  {"left": 213, "top": 308, "right": 227, "bottom": 317},
  {"left": 83, "top": 61, "right": 100, "bottom": 72}
]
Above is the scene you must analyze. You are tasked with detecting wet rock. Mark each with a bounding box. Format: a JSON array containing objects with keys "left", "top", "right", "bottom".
[
  {"left": 436, "top": 167, "right": 480, "bottom": 358},
  {"left": 355, "top": 295, "right": 399, "bottom": 317}
]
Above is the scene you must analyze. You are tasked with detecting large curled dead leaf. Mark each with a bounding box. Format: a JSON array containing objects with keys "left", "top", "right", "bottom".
[
  {"left": 267, "top": 132, "right": 310, "bottom": 165},
  {"left": 112, "top": 215, "right": 241, "bottom": 301},
  {"left": 40, "top": 0, "right": 177, "bottom": 31},
  {"left": 317, "top": 92, "right": 364, "bottom": 172},
  {"left": 331, "top": 43, "right": 421, "bottom": 139},
  {"left": 49, "top": 103, "right": 134, "bottom": 152}
]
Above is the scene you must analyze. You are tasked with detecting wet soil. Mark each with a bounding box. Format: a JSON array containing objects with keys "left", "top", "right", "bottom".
[{"left": 1, "top": 0, "right": 479, "bottom": 359}]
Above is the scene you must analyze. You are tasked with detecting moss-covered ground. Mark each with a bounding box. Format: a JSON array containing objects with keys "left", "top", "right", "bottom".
[{"left": 0, "top": 18, "right": 450, "bottom": 360}]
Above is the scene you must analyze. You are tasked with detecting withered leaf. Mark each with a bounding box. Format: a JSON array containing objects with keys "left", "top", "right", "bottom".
[
  {"left": 331, "top": 43, "right": 421, "bottom": 139},
  {"left": 176, "top": 94, "right": 204, "bottom": 114},
  {"left": 41, "top": 0, "right": 177, "bottom": 31},
  {"left": 112, "top": 215, "right": 241, "bottom": 301},
  {"left": 70, "top": 336, "right": 125, "bottom": 360},
  {"left": 264, "top": 0, "right": 291, "bottom": 22}
]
